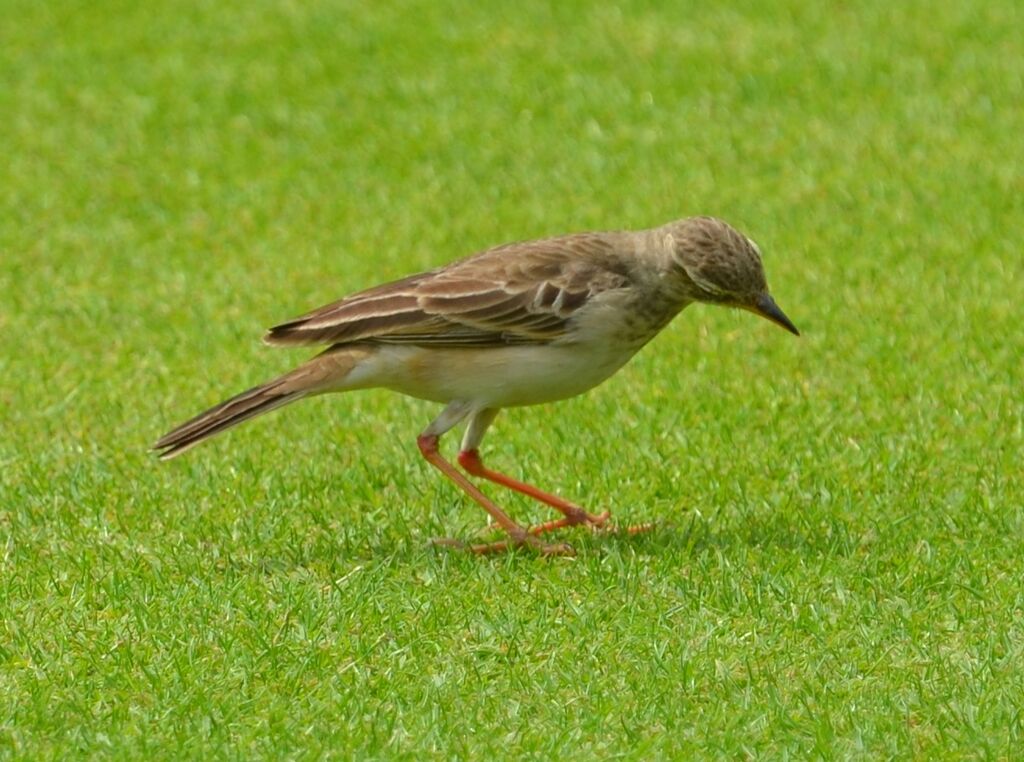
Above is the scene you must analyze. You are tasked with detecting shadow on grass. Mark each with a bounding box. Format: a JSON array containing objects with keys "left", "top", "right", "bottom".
[
  {"left": 593, "top": 506, "right": 863, "bottom": 559},
  {"left": 206, "top": 490, "right": 860, "bottom": 576}
]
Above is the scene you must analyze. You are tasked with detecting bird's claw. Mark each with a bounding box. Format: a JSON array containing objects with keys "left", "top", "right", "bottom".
[
  {"left": 534, "top": 512, "right": 657, "bottom": 537},
  {"left": 435, "top": 509, "right": 652, "bottom": 556}
]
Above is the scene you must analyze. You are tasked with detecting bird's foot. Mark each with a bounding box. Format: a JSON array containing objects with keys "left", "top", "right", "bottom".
[
  {"left": 431, "top": 531, "right": 575, "bottom": 557},
  {"left": 473, "top": 509, "right": 653, "bottom": 539},
  {"left": 528, "top": 508, "right": 611, "bottom": 536},
  {"left": 531, "top": 510, "right": 656, "bottom": 538},
  {"left": 471, "top": 508, "right": 609, "bottom": 538},
  {"left": 448, "top": 510, "right": 653, "bottom": 555}
]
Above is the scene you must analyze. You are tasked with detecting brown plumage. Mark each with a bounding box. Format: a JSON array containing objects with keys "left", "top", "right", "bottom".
[
  {"left": 155, "top": 347, "right": 371, "bottom": 459},
  {"left": 263, "top": 233, "right": 632, "bottom": 348},
  {"left": 155, "top": 216, "right": 799, "bottom": 554}
]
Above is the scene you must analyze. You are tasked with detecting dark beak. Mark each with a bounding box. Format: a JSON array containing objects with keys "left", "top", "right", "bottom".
[{"left": 751, "top": 294, "right": 800, "bottom": 336}]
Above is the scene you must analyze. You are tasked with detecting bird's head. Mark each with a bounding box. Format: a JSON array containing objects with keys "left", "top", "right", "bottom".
[{"left": 666, "top": 216, "right": 799, "bottom": 336}]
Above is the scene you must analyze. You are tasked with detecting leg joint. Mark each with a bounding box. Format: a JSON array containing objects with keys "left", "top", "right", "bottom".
[
  {"left": 457, "top": 449, "right": 484, "bottom": 474},
  {"left": 417, "top": 434, "right": 439, "bottom": 457}
]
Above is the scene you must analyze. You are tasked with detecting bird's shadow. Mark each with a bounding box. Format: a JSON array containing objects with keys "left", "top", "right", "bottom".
[
  {"left": 224, "top": 501, "right": 859, "bottom": 580},
  {"left": 599, "top": 507, "right": 861, "bottom": 558},
  {"left": 435, "top": 498, "right": 862, "bottom": 563}
]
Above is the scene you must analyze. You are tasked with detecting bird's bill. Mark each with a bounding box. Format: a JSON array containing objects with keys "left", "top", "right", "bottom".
[{"left": 748, "top": 294, "right": 800, "bottom": 336}]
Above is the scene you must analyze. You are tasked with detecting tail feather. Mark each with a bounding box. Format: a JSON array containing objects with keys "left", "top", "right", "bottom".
[
  {"left": 153, "top": 380, "right": 306, "bottom": 460},
  {"left": 153, "top": 345, "right": 373, "bottom": 460}
]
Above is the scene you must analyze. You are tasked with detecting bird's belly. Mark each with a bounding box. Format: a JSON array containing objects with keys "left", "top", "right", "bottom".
[{"left": 358, "top": 344, "right": 637, "bottom": 408}]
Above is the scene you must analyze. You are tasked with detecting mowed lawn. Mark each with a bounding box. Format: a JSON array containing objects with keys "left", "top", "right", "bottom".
[{"left": 2, "top": 0, "right": 1022, "bottom": 757}]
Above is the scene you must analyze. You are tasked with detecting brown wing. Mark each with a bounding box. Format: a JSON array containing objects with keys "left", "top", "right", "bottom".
[{"left": 263, "top": 233, "right": 633, "bottom": 348}]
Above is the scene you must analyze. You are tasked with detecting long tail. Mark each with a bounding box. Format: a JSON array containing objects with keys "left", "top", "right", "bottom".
[{"left": 153, "top": 346, "right": 371, "bottom": 460}]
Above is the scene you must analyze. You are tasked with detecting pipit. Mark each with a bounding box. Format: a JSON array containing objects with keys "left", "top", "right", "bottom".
[{"left": 155, "top": 216, "right": 798, "bottom": 555}]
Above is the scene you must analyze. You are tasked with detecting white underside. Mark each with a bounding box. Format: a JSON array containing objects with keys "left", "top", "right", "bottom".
[{"left": 335, "top": 342, "right": 640, "bottom": 410}]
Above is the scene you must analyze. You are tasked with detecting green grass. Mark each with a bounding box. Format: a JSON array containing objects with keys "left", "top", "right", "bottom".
[{"left": 2, "top": 0, "right": 1023, "bottom": 757}]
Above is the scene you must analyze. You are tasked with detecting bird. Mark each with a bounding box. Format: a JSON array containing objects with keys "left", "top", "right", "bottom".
[{"left": 154, "top": 216, "right": 799, "bottom": 555}]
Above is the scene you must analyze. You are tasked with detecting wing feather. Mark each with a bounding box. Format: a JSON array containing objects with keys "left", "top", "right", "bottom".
[{"left": 264, "top": 233, "right": 633, "bottom": 348}]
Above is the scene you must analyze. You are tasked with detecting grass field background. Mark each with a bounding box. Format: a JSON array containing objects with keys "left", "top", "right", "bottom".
[{"left": 2, "top": 0, "right": 1022, "bottom": 757}]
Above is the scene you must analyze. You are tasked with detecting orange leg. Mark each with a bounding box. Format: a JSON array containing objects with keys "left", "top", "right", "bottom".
[
  {"left": 457, "top": 449, "right": 610, "bottom": 532},
  {"left": 417, "top": 434, "right": 573, "bottom": 555}
]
